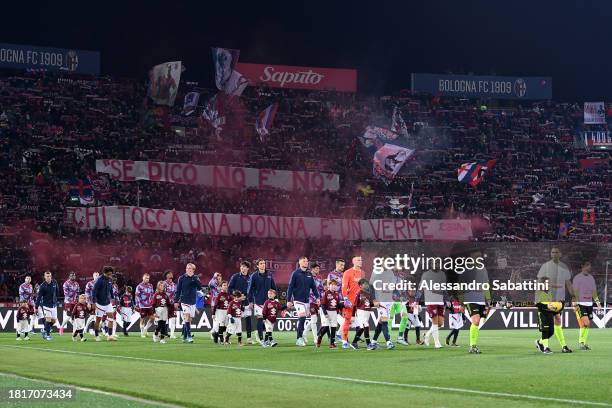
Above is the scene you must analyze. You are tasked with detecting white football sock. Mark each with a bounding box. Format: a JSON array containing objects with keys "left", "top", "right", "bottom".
[
  {"left": 169, "top": 317, "right": 176, "bottom": 336},
  {"left": 432, "top": 324, "right": 441, "bottom": 347},
  {"left": 310, "top": 318, "right": 318, "bottom": 341}
]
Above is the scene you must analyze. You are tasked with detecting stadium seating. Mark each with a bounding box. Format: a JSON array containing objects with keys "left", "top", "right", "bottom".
[{"left": 0, "top": 72, "right": 609, "bottom": 299}]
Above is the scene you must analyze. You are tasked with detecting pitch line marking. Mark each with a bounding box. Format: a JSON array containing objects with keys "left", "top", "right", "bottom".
[
  {"left": 0, "top": 371, "right": 184, "bottom": 408},
  {"left": 2, "top": 345, "right": 611, "bottom": 407}
]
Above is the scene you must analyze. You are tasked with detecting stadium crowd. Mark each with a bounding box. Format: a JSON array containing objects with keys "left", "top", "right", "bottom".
[{"left": 0, "top": 71, "right": 610, "bottom": 299}]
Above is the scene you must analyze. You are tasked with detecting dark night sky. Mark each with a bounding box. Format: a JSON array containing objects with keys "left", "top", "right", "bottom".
[{"left": 2, "top": 1, "right": 611, "bottom": 101}]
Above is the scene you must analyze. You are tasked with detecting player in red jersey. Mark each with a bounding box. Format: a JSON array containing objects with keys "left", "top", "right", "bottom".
[
  {"left": 404, "top": 290, "right": 424, "bottom": 345},
  {"left": 84, "top": 271, "right": 99, "bottom": 335},
  {"left": 317, "top": 279, "right": 344, "bottom": 348},
  {"left": 135, "top": 273, "right": 155, "bottom": 337},
  {"left": 71, "top": 294, "right": 89, "bottom": 342},
  {"left": 163, "top": 270, "right": 178, "bottom": 339},
  {"left": 446, "top": 297, "right": 465, "bottom": 346},
  {"left": 421, "top": 268, "right": 446, "bottom": 349},
  {"left": 305, "top": 263, "right": 324, "bottom": 344},
  {"left": 119, "top": 286, "right": 134, "bottom": 336},
  {"left": 352, "top": 279, "right": 378, "bottom": 350},
  {"left": 212, "top": 281, "right": 232, "bottom": 344},
  {"left": 60, "top": 271, "right": 80, "bottom": 336},
  {"left": 262, "top": 289, "right": 284, "bottom": 347},
  {"left": 16, "top": 300, "right": 32, "bottom": 341},
  {"left": 18, "top": 275, "right": 35, "bottom": 335},
  {"left": 226, "top": 290, "right": 246, "bottom": 346},
  {"left": 152, "top": 281, "right": 173, "bottom": 344}
]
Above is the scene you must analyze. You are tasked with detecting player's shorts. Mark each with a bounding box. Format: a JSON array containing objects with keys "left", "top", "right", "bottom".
[
  {"left": 155, "top": 307, "right": 169, "bottom": 321},
  {"left": 536, "top": 303, "right": 555, "bottom": 337},
  {"left": 180, "top": 303, "right": 196, "bottom": 317},
  {"left": 254, "top": 304, "right": 264, "bottom": 318},
  {"left": 264, "top": 319, "right": 274, "bottom": 332},
  {"left": 120, "top": 307, "right": 133, "bottom": 322},
  {"left": 73, "top": 318, "right": 86, "bottom": 331},
  {"left": 227, "top": 317, "right": 243, "bottom": 334},
  {"left": 465, "top": 303, "right": 486, "bottom": 317},
  {"left": 214, "top": 309, "right": 228, "bottom": 326},
  {"left": 449, "top": 313, "right": 464, "bottom": 329},
  {"left": 294, "top": 301, "right": 310, "bottom": 317},
  {"left": 576, "top": 304, "right": 593, "bottom": 320},
  {"left": 138, "top": 307, "right": 154, "bottom": 318},
  {"left": 17, "top": 319, "right": 30, "bottom": 333},
  {"left": 95, "top": 303, "right": 113, "bottom": 317},
  {"left": 356, "top": 309, "right": 371, "bottom": 328},
  {"left": 320, "top": 310, "right": 338, "bottom": 327},
  {"left": 42, "top": 306, "right": 57, "bottom": 320},
  {"left": 377, "top": 302, "right": 392, "bottom": 319},
  {"left": 407, "top": 313, "right": 422, "bottom": 328},
  {"left": 426, "top": 304, "right": 445, "bottom": 318},
  {"left": 309, "top": 302, "right": 319, "bottom": 315},
  {"left": 64, "top": 303, "right": 76, "bottom": 316}
]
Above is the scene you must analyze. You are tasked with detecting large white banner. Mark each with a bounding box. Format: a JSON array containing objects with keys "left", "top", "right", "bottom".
[
  {"left": 584, "top": 102, "right": 606, "bottom": 124},
  {"left": 64, "top": 206, "right": 473, "bottom": 241},
  {"left": 96, "top": 159, "right": 340, "bottom": 192}
]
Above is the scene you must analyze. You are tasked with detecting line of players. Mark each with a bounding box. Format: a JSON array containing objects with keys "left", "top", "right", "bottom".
[
  {"left": 13, "top": 256, "right": 445, "bottom": 349},
  {"left": 15, "top": 267, "right": 178, "bottom": 342},
  {"left": 14, "top": 250, "right": 603, "bottom": 353}
]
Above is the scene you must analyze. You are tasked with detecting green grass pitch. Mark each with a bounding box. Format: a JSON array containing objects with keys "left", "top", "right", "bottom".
[{"left": 0, "top": 329, "right": 610, "bottom": 408}]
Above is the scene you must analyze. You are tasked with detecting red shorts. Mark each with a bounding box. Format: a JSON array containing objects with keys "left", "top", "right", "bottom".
[
  {"left": 426, "top": 305, "right": 445, "bottom": 317},
  {"left": 138, "top": 308, "right": 154, "bottom": 318},
  {"left": 64, "top": 303, "right": 76, "bottom": 316}
]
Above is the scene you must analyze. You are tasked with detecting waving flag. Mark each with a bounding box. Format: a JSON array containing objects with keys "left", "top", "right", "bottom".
[
  {"left": 360, "top": 126, "right": 399, "bottom": 147},
  {"left": 148, "top": 61, "right": 182, "bottom": 106},
  {"left": 202, "top": 94, "right": 225, "bottom": 139},
  {"left": 356, "top": 183, "right": 374, "bottom": 196},
  {"left": 69, "top": 178, "right": 94, "bottom": 205},
  {"left": 255, "top": 103, "right": 279, "bottom": 140},
  {"left": 212, "top": 47, "right": 248, "bottom": 96},
  {"left": 90, "top": 174, "right": 112, "bottom": 200},
  {"left": 373, "top": 144, "right": 415, "bottom": 185},
  {"left": 183, "top": 92, "right": 200, "bottom": 115},
  {"left": 391, "top": 106, "right": 408, "bottom": 136},
  {"left": 558, "top": 222, "right": 570, "bottom": 238},
  {"left": 224, "top": 70, "right": 249, "bottom": 96},
  {"left": 457, "top": 160, "right": 496, "bottom": 187}
]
